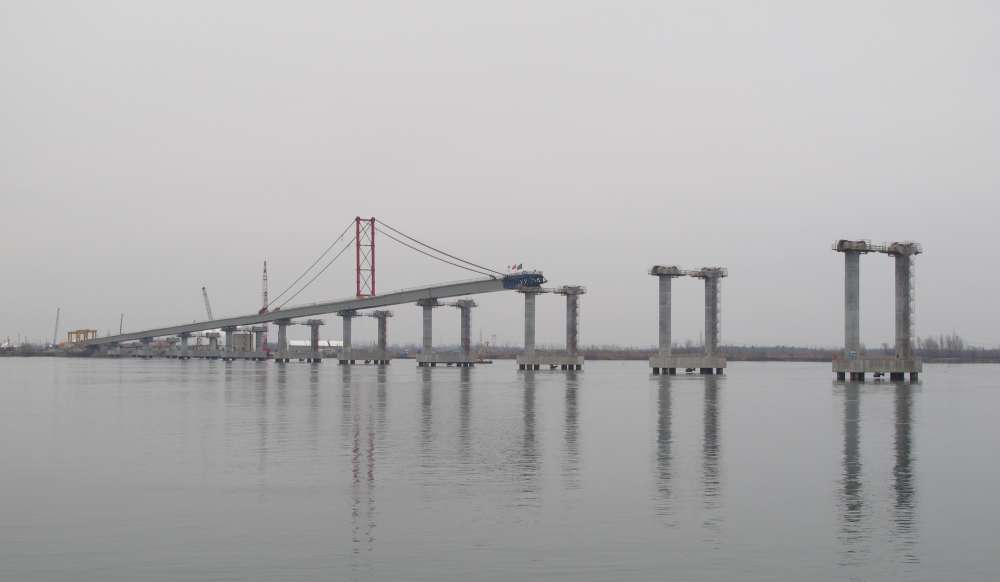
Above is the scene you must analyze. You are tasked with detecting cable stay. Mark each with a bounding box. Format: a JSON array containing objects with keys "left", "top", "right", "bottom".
[
  {"left": 277, "top": 236, "right": 356, "bottom": 309},
  {"left": 374, "top": 219, "right": 505, "bottom": 278},
  {"left": 268, "top": 219, "right": 355, "bottom": 309}
]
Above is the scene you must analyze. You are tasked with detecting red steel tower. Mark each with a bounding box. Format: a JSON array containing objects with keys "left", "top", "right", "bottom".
[{"left": 356, "top": 217, "right": 375, "bottom": 297}]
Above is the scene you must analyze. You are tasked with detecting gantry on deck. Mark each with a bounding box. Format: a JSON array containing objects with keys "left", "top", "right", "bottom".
[
  {"left": 648, "top": 265, "right": 728, "bottom": 375},
  {"left": 833, "top": 240, "right": 923, "bottom": 382}
]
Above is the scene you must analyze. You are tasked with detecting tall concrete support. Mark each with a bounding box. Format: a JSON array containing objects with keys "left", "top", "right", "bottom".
[
  {"left": 649, "top": 266, "right": 727, "bottom": 375},
  {"left": 305, "top": 319, "right": 324, "bottom": 363},
  {"left": 140, "top": 337, "right": 153, "bottom": 359},
  {"left": 338, "top": 310, "right": 357, "bottom": 364},
  {"left": 222, "top": 326, "right": 236, "bottom": 358},
  {"left": 416, "top": 299, "right": 441, "bottom": 366},
  {"left": 206, "top": 332, "right": 220, "bottom": 357},
  {"left": 700, "top": 270, "right": 725, "bottom": 356},
  {"left": 275, "top": 319, "right": 290, "bottom": 363},
  {"left": 370, "top": 310, "right": 393, "bottom": 364},
  {"left": 890, "top": 243, "right": 920, "bottom": 361},
  {"left": 845, "top": 250, "right": 861, "bottom": 355},
  {"left": 832, "top": 240, "right": 922, "bottom": 381},
  {"left": 251, "top": 326, "right": 267, "bottom": 356},
  {"left": 178, "top": 333, "right": 191, "bottom": 359},
  {"left": 658, "top": 275, "right": 672, "bottom": 355},
  {"left": 556, "top": 286, "right": 586, "bottom": 356},
  {"left": 452, "top": 300, "right": 477, "bottom": 358},
  {"left": 521, "top": 288, "right": 545, "bottom": 355}
]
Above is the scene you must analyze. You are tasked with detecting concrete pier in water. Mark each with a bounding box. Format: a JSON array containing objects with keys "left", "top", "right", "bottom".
[
  {"left": 832, "top": 240, "right": 923, "bottom": 382},
  {"left": 649, "top": 266, "right": 728, "bottom": 375},
  {"left": 517, "top": 285, "right": 585, "bottom": 371}
]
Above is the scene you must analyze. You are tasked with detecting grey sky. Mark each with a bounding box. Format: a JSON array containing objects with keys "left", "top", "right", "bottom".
[{"left": 2, "top": 1, "right": 998, "bottom": 348}]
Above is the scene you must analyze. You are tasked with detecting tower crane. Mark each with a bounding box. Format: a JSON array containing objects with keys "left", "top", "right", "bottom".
[{"left": 202, "top": 286, "right": 214, "bottom": 320}]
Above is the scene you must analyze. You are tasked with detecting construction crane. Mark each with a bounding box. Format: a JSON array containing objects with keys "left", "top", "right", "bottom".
[
  {"left": 259, "top": 260, "right": 269, "bottom": 315},
  {"left": 202, "top": 286, "right": 214, "bottom": 320},
  {"left": 52, "top": 307, "right": 60, "bottom": 346}
]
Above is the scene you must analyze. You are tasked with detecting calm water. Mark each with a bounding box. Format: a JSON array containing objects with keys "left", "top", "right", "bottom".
[{"left": 2, "top": 358, "right": 997, "bottom": 581}]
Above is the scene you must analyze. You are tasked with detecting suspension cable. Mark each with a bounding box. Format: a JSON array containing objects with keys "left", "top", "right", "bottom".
[
  {"left": 378, "top": 229, "right": 497, "bottom": 278},
  {"left": 269, "top": 219, "right": 355, "bottom": 308},
  {"left": 278, "top": 237, "right": 356, "bottom": 308},
  {"left": 375, "top": 219, "right": 505, "bottom": 276}
]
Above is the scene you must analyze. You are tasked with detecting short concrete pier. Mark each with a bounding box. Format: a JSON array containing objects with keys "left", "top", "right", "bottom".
[
  {"left": 517, "top": 285, "right": 585, "bottom": 371},
  {"left": 648, "top": 266, "right": 728, "bottom": 375},
  {"left": 832, "top": 240, "right": 923, "bottom": 382},
  {"left": 416, "top": 299, "right": 443, "bottom": 367}
]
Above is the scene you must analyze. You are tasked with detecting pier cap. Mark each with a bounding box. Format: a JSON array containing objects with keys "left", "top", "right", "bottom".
[
  {"left": 887, "top": 241, "right": 923, "bottom": 256},
  {"left": 554, "top": 285, "right": 587, "bottom": 295},
  {"left": 650, "top": 265, "right": 684, "bottom": 277},
  {"left": 689, "top": 267, "right": 728, "bottom": 279},
  {"left": 368, "top": 310, "right": 393, "bottom": 318},
  {"left": 833, "top": 239, "right": 873, "bottom": 253}
]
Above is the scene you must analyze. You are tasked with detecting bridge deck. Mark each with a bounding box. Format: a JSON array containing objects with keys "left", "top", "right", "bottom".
[{"left": 84, "top": 277, "right": 514, "bottom": 347}]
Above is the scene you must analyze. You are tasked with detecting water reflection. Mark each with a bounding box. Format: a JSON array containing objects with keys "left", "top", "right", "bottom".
[
  {"left": 562, "top": 371, "right": 580, "bottom": 489},
  {"left": 702, "top": 376, "right": 722, "bottom": 538},
  {"left": 257, "top": 365, "right": 271, "bottom": 476},
  {"left": 307, "top": 366, "right": 320, "bottom": 452},
  {"left": 837, "top": 382, "right": 918, "bottom": 569},
  {"left": 340, "top": 366, "right": 377, "bottom": 576},
  {"left": 520, "top": 372, "right": 540, "bottom": 504},
  {"left": 839, "top": 382, "right": 866, "bottom": 563},
  {"left": 458, "top": 367, "right": 472, "bottom": 461},
  {"left": 420, "top": 367, "right": 434, "bottom": 464},
  {"left": 654, "top": 376, "right": 673, "bottom": 519},
  {"left": 894, "top": 384, "right": 917, "bottom": 562}
]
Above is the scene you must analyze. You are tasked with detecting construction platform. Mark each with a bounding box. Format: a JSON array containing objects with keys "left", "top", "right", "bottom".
[
  {"left": 833, "top": 356, "right": 921, "bottom": 382},
  {"left": 516, "top": 352, "right": 583, "bottom": 371},
  {"left": 416, "top": 352, "right": 478, "bottom": 367},
  {"left": 649, "top": 354, "right": 726, "bottom": 375}
]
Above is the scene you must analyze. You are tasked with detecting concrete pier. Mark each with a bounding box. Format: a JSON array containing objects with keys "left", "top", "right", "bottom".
[
  {"left": 274, "top": 320, "right": 290, "bottom": 363},
  {"left": 832, "top": 240, "right": 922, "bottom": 381},
  {"left": 178, "top": 332, "right": 191, "bottom": 359},
  {"left": 891, "top": 242, "right": 919, "bottom": 361},
  {"left": 366, "top": 310, "right": 393, "bottom": 364},
  {"left": 251, "top": 326, "right": 267, "bottom": 354},
  {"left": 517, "top": 285, "right": 585, "bottom": 371},
  {"left": 416, "top": 299, "right": 442, "bottom": 367},
  {"left": 206, "top": 332, "right": 220, "bottom": 358},
  {"left": 222, "top": 326, "right": 237, "bottom": 361},
  {"left": 418, "top": 300, "right": 479, "bottom": 367},
  {"left": 338, "top": 310, "right": 357, "bottom": 364},
  {"left": 649, "top": 266, "right": 728, "bottom": 375},
  {"left": 305, "top": 319, "right": 324, "bottom": 363}
]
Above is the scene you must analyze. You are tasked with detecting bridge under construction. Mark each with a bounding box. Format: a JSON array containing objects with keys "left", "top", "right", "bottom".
[{"left": 78, "top": 217, "right": 587, "bottom": 369}]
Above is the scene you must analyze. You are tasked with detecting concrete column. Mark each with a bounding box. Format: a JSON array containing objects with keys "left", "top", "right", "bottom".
[
  {"left": 339, "top": 310, "right": 355, "bottom": 362},
  {"left": 207, "top": 333, "right": 219, "bottom": 353},
  {"left": 223, "top": 327, "right": 236, "bottom": 354},
  {"left": 371, "top": 310, "right": 392, "bottom": 362},
  {"left": 704, "top": 277, "right": 720, "bottom": 356},
  {"left": 452, "top": 300, "right": 476, "bottom": 358},
  {"left": 275, "top": 320, "right": 290, "bottom": 362},
  {"left": 524, "top": 292, "right": 536, "bottom": 355},
  {"left": 141, "top": 337, "right": 153, "bottom": 358},
  {"left": 416, "top": 299, "right": 440, "bottom": 356},
  {"left": 658, "top": 275, "right": 672, "bottom": 356},
  {"left": 894, "top": 254, "right": 913, "bottom": 360},
  {"left": 252, "top": 327, "right": 265, "bottom": 352},
  {"left": 845, "top": 250, "right": 861, "bottom": 355},
  {"left": 179, "top": 333, "right": 190, "bottom": 358},
  {"left": 306, "top": 319, "right": 324, "bottom": 362},
  {"left": 566, "top": 293, "right": 579, "bottom": 355}
]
